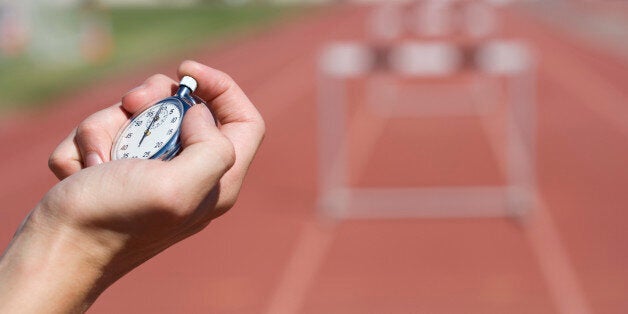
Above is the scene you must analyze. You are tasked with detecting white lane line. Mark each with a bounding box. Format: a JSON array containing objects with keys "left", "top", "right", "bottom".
[
  {"left": 264, "top": 221, "right": 336, "bottom": 314},
  {"left": 524, "top": 199, "right": 593, "bottom": 314},
  {"left": 267, "top": 74, "right": 392, "bottom": 313},
  {"left": 477, "top": 87, "right": 592, "bottom": 314},
  {"left": 317, "top": 76, "right": 390, "bottom": 216},
  {"left": 344, "top": 95, "right": 391, "bottom": 184}
]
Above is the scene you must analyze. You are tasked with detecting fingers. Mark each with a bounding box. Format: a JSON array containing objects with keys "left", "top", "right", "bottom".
[
  {"left": 49, "top": 74, "right": 178, "bottom": 180},
  {"left": 75, "top": 104, "right": 129, "bottom": 166},
  {"left": 177, "top": 60, "right": 262, "bottom": 125},
  {"left": 49, "top": 104, "right": 129, "bottom": 179},
  {"left": 177, "top": 60, "right": 265, "bottom": 206},
  {"left": 169, "top": 104, "right": 235, "bottom": 194},
  {"left": 121, "top": 74, "right": 178, "bottom": 114}
]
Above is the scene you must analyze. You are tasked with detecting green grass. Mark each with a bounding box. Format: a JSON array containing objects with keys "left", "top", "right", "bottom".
[{"left": 0, "top": 4, "right": 301, "bottom": 109}]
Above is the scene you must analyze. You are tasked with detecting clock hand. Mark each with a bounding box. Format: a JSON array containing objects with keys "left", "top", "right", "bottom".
[{"left": 138, "top": 105, "right": 164, "bottom": 147}]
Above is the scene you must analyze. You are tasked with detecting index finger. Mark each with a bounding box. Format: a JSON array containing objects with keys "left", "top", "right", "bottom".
[
  {"left": 177, "top": 61, "right": 265, "bottom": 204},
  {"left": 178, "top": 60, "right": 263, "bottom": 126}
]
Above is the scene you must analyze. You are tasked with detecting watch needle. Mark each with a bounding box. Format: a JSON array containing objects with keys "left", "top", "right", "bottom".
[{"left": 138, "top": 105, "right": 164, "bottom": 147}]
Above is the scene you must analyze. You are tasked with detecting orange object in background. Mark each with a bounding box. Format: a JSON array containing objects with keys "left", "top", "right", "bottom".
[
  {"left": 80, "top": 1, "right": 114, "bottom": 64},
  {"left": 80, "top": 17, "right": 114, "bottom": 63}
]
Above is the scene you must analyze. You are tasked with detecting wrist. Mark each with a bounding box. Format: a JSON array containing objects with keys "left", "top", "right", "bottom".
[{"left": 0, "top": 205, "right": 112, "bottom": 313}]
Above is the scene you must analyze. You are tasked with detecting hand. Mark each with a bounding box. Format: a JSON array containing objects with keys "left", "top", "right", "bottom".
[{"left": 0, "top": 61, "right": 265, "bottom": 313}]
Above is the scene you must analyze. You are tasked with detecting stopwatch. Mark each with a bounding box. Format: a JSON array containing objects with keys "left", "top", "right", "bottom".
[{"left": 111, "top": 76, "right": 199, "bottom": 161}]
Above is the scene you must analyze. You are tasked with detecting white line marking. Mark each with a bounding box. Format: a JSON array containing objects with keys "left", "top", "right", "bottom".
[
  {"left": 317, "top": 75, "right": 390, "bottom": 215},
  {"left": 524, "top": 199, "right": 593, "bottom": 314},
  {"left": 264, "top": 221, "right": 336, "bottom": 314},
  {"left": 477, "top": 81, "right": 592, "bottom": 314}
]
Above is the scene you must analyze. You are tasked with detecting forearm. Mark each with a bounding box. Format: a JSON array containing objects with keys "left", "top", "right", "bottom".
[{"left": 0, "top": 207, "right": 108, "bottom": 313}]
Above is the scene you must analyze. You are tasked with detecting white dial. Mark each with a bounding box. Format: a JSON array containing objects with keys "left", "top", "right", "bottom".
[{"left": 112, "top": 101, "right": 183, "bottom": 160}]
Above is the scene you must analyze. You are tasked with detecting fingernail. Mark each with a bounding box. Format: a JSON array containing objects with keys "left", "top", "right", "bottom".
[{"left": 85, "top": 152, "right": 103, "bottom": 167}]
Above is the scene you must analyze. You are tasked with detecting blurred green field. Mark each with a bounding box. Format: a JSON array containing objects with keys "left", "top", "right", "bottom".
[{"left": 0, "top": 4, "right": 302, "bottom": 110}]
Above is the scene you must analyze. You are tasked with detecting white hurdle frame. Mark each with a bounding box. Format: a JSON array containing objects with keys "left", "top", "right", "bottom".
[{"left": 317, "top": 40, "right": 537, "bottom": 220}]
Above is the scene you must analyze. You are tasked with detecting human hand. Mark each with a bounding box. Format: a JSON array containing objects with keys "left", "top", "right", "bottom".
[{"left": 0, "top": 61, "right": 264, "bottom": 313}]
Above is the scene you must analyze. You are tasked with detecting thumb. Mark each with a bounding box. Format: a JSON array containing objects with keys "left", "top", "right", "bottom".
[{"left": 169, "top": 104, "right": 235, "bottom": 188}]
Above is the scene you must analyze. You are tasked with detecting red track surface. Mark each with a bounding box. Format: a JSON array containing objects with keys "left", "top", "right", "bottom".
[{"left": 1, "top": 4, "right": 627, "bottom": 313}]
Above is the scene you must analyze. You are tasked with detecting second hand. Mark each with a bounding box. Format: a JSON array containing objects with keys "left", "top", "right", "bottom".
[{"left": 138, "top": 105, "right": 164, "bottom": 147}]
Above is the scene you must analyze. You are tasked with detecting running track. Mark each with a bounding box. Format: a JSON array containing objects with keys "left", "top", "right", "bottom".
[{"left": 0, "top": 4, "right": 627, "bottom": 313}]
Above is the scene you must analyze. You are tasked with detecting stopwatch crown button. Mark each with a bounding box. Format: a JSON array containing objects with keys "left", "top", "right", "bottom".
[{"left": 180, "top": 76, "right": 197, "bottom": 92}]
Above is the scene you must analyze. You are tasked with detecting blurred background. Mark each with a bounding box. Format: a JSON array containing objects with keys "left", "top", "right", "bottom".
[{"left": 1, "top": 0, "right": 627, "bottom": 313}]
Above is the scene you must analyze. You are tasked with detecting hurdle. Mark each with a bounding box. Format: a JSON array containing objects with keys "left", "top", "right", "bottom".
[{"left": 316, "top": 39, "right": 537, "bottom": 220}]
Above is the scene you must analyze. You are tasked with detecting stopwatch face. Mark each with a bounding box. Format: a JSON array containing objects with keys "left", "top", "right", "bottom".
[{"left": 112, "top": 99, "right": 184, "bottom": 160}]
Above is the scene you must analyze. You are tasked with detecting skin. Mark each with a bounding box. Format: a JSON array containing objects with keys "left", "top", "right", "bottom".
[{"left": 0, "top": 60, "right": 265, "bottom": 313}]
